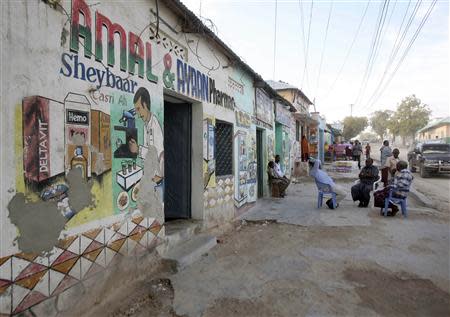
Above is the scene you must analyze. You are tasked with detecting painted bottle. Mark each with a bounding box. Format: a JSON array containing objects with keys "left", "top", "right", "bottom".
[{"left": 71, "top": 146, "right": 88, "bottom": 179}]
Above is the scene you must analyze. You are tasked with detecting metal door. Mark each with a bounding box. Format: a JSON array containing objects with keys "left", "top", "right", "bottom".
[
  {"left": 257, "top": 129, "right": 264, "bottom": 197},
  {"left": 164, "top": 101, "right": 191, "bottom": 220}
]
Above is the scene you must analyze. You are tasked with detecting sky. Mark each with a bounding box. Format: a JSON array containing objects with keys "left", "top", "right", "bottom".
[{"left": 180, "top": 0, "right": 449, "bottom": 123}]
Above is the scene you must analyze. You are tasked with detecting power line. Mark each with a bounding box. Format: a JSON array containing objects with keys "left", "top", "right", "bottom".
[
  {"left": 298, "top": 0, "right": 307, "bottom": 86},
  {"left": 367, "top": 0, "right": 438, "bottom": 108},
  {"left": 301, "top": 0, "right": 314, "bottom": 92},
  {"left": 314, "top": 0, "right": 334, "bottom": 101},
  {"left": 356, "top": 0, "right": 397, "bottom": 108},
  {"left": 364, "top": 0, "right": 422, "bottom": 107},
  {"left": 272, "top": 1, "right": 278, "bottom": 80},
  {"left": 323, "top": 0, "right": 371, "bottom": 102},
  {"left": 354, "top": 0, "right": 390, "bottom": 108}
]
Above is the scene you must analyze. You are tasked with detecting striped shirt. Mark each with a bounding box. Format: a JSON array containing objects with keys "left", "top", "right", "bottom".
[{"left": 392, "top": 169, "right": 414, "bottom": 198}]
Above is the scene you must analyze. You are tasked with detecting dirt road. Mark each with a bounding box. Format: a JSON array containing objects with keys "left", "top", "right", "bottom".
[
  {"left": 412, "top": 174, "right": 450, "bottom": 212},
  {"left": 70, "top": 181, "right": 449, "bottom": 317}
]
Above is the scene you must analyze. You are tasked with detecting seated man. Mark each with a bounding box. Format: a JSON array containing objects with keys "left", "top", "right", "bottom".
[
  {"left": 309, "top": 159, "right": 347, "bottom": 209},
  {"left": 274, "top": 154, "right": 290, "bottom": 189},
  {"left": 374, "top": 160, "right": 414, "bottom": 216},
  {"left": 351, "top": 158, "right": 379, "bottom": 207},
  {"left": 268, "top": 161, "right": 288, "bottom": 197}
]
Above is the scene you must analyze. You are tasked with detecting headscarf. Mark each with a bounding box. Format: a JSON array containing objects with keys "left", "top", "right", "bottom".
[{"left": 309, "top": 159, "right": 335, "bottom": 187}]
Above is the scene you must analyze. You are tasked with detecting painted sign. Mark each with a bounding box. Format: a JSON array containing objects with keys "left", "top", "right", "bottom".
[
  {"left": 23, "top": 97, "right": 65, "bottom": 182},
  {"left": 175, "top": 59, "right": 236, "bottom": 110},
  {"left": 275, "top": 101, "right": 291, "bottom": 127},
  {"left": 235, "top": 110, "right": 252, "bottom": 129},
  {"left": 256, "top": 88, "right": 274, "bottom": 126}
]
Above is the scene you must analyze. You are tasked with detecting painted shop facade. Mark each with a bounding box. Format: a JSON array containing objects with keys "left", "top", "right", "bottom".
[{"left": 0, "top": 0, "right": 316, "bottom": 315}]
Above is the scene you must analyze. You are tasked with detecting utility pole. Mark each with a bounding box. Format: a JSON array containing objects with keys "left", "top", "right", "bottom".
[{"left": 350, "top": 104, "right": 353, "bottom": 117}]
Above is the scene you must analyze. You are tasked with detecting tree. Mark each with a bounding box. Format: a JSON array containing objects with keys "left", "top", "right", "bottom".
[
  {"left": 342, "top": 116, "right": 368, "bottom": 140},
  {"left": 386, "top": 114, "right": 400, "bottom": 143},
  {"left": 358, "top": 131, "right": 379, "bottom": 142},
  {"left": 395, "top": 95, "right": 431, "bottom": 141},
  {"left": 370, "top": 110, "right": 393, "bottom": 140}
]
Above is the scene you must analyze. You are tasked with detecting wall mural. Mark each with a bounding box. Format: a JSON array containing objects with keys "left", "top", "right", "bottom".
[{"left": 21, "top": 94, "right": 112, "bottom": 222}]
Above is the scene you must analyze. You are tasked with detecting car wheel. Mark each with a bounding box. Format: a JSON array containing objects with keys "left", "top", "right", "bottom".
[
  {"left": 409, "top": 160, "right": 416, "bottom": 172},
  {"left": 420, "top": 163, "right": 429, "bottom": 178}
]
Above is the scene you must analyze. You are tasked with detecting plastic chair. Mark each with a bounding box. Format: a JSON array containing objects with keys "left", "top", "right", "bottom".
[
  {"left": 383, "top": 188, "right": 408, "bottom": 217},
  {"left": 315, "top": 180, "right": 337, "bottom": 209}
]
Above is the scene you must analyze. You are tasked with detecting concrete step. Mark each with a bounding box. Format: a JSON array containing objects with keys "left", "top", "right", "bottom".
[
  {"left": 162, "top": 234, "right": 217, "bottom": 271},
  {"left": 158, "top": 220, "right": 203, "bottom": 254}
]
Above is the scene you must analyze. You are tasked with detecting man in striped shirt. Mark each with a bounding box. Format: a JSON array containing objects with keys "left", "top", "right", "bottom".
[{"left": 392, "top": 161, "right": 414, "bottom": 198}]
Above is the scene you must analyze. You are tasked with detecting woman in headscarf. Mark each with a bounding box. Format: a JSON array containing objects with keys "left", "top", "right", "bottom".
[
  {"left": 351, "top": 158, "right": 379, "bottom": 207},
  {"left": 309, "top": 159, "right": 347, "bottom": 209},
  {"left": 301, "top": 135, "right": 310, "bottom": 162}
]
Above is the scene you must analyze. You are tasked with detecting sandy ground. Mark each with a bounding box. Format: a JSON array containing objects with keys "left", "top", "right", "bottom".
[{"left": 72, "top": 180, "right": 450, "bottom": 317}]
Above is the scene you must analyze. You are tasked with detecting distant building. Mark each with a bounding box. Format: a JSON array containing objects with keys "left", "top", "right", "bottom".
[{"left": 417, "top": 117, "right": 450, "bottom": 143}]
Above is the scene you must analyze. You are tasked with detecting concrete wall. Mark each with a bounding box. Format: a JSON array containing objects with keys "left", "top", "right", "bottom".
[{"left": 0, "top": 0, "right": 267, "bottom": 314}]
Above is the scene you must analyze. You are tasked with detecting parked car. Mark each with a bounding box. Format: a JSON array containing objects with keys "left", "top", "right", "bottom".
[{"left": 407, "top": 142, "right": 450, "bottom": 177}]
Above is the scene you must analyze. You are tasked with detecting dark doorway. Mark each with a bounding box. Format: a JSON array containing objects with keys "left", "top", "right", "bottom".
[
  {"left": 256, "top": 129, "right": 264, "bottom": 198},
  {"left": 164, "top": 99, "right": 191, "bottom": 220}
]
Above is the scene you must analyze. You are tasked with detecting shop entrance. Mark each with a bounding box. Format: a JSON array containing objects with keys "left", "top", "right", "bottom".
[
  {"left": 164, "top": 98, "right": 192, "bottom": 220},
  {"left": 256, "top": 128, "right": 264, "bottom": 198}
]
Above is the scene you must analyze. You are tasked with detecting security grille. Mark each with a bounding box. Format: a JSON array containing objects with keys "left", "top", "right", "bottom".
[{"left": 215, "top": 121, "right": 233, "bottom": 176}]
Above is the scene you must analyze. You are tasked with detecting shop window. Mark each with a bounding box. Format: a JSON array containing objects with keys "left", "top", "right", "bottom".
[
  {"left": 296, "top": 121, "right": 300, "bottom": 141},
  {"left": 215, "top": 121, "right": 233, "bottom": 176}
]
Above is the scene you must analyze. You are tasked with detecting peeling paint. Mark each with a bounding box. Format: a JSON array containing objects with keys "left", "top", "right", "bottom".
[
  {"left": 65, "top": 167, "right": 95, "bottom": 212},
  {"left": 7, "top": 168, "right": 94, "bottom": 253},
  {"left": 7, "top": 193, "right": 67, "bottom": 253}
]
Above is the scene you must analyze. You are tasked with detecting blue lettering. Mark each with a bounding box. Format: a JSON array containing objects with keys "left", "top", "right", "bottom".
[
  {"left": 96, "top": 69, "right": 106, "bottom": 89},
  {"left": 73, "top": 55, "right": 86, "bottom": 80},
  {"left": 60, "top": 53, "right": 73, "bottom": 77},
  {"left": 202, "top": 74, "right": 208, "bottom": 102},
  {"left": 196, "top": 70, "right": 202, "bottom": 101},
  {"left": 177, "top": 59, "right": 184, "bottom": 93},
  {"left": 106, "top": 68, "right": 115, "bottom": 88},
  {"left": 189, "top": 66, "right": 197, "bottom": 98},
  {"left": 86, "top": 67, "right": 96, "bottom": 83}
]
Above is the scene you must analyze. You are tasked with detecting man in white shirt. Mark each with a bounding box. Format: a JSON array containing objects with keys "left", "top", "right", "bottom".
[
  {"left": 132, "top": 87, "right": 164, "bottom": 184},
  {"left": 274, "top": 154, "right": 290, "bottom": 190}
]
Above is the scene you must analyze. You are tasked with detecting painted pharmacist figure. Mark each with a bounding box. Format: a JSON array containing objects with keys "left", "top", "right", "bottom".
[{"left": 132, "top": 87, "right": 164, "bottom": 186}]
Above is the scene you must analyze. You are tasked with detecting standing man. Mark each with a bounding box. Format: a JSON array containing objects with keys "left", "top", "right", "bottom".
[
  {"left": 380, "top": 140, "right": 392, "bottom": 187},
  {"left": 365, "top": 142, "right": 371, "bottom": 159},
  {"left": 133, "top": 87, "right": 164, "bottom": 185},
  {"left": 385, "top": 148, "right": 400, "bottom": 181},
  {"left": 352, "top": 140, "right": 363, "bottom": 169},
  {"left": 301, "top": 135, "right": 309, "bottom": 162}
]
